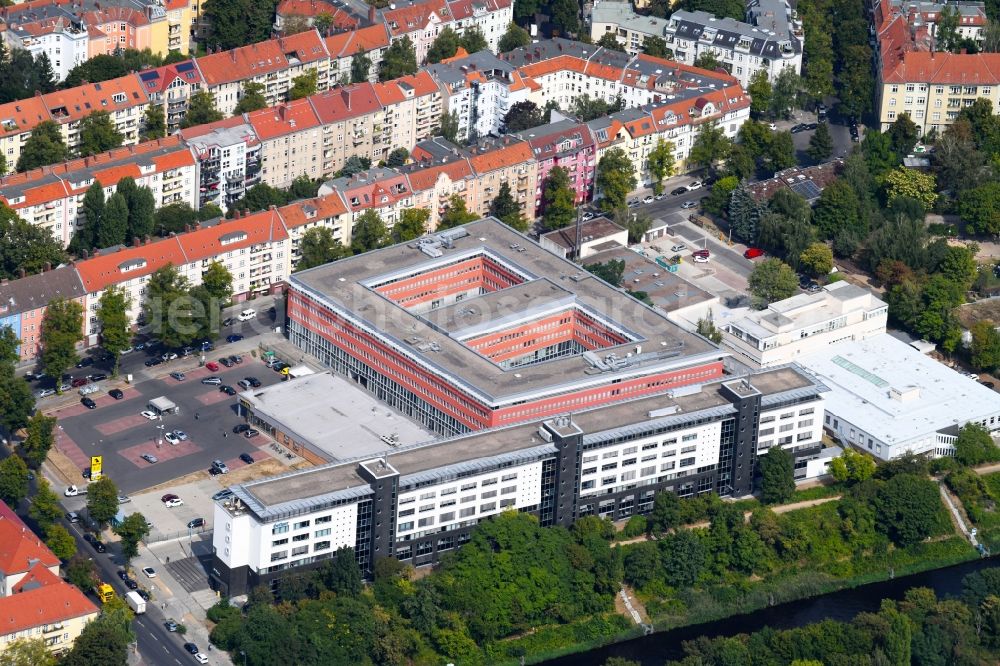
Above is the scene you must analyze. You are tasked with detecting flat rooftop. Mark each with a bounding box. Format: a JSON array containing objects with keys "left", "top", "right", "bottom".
[
  {"left": 234, "top": 366, "right": 819, "bottom": 513},
  {"left": 291, "top": 218, "right": 721, "bottom": 405},
  {"left": 584, "top": 246, "right": 715, "bottom": 313},
  {"left": 540, "top": 217, "right": 626, "bottom": 252},
  {"left": 799, "top": 333, "right": 1000, "bottom": 445},
  {"left": 238, "top": 372, "right": 433, "bottom": 462}
]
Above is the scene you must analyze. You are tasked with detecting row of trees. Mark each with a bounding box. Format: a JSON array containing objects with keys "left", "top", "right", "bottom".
[{"left": 143, "top": 263, "right": 233, "bottom": 350}]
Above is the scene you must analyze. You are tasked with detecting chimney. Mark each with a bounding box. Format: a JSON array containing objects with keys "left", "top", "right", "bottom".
[
  {"left": 132, "top": 236, "right": 139, "bottom": 246},
  {"left": 368, "top": 4, "right": 375, "bottom": 23},
  {"left": 231, "top": 49, "right": 237, "bottom": 62},
  {"left": 342, "top": 88, "right": 351, "bottom": 109},
  {"left": 144, "top": 234, "right": 151, "bottom": 244},
  {"left": 44, "top": 262, "right": 51, "bottom": 272},
  {"left": 278, "top": 104, "right": 287, "bottom": 120},
  {"left": 184, "top": 223, "right": 191, "bottom": 232}
]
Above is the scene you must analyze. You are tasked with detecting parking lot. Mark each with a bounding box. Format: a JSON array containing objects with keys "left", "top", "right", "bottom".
[{"left": 51, "top": 354, "right": 289, "bottom": 494}]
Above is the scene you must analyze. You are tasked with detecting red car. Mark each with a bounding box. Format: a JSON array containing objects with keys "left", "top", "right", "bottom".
[
  {"left": 205, "top": 361, "right": 220, "bottom": 371},
  {"left": 71, "top": 377, "right": 89, "bottom": 388},
  {"left": 743, "top": 248, "right": 765, "bottom": 259}
]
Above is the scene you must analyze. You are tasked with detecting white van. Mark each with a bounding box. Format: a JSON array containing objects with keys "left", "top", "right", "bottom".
[{"left": 238, "top": 308, "right": 256, "bottom": 321}]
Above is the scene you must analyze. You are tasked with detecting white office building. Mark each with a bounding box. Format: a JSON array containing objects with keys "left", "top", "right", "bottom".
[
  {"left": 723, "top": 282, "right": 889, "bottom": 368},
  {"left": 799, "top": 333, "right": 1000, "bottom": 461}
]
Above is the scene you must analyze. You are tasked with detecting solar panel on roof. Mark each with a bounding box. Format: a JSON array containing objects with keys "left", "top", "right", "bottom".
[
  {"left": 176, "top": 62, "right": 194, "bottom": 72},
  {"left": 790, "top": 180, "right": 821, "bottom": 200},
  {"left": 139, "top": 71, "right": 159, "bottom": 81}
]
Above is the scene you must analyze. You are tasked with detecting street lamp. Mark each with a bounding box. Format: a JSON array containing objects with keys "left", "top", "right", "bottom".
[{"left": 239, "top": 650, "right": 247, "bottom": 666}]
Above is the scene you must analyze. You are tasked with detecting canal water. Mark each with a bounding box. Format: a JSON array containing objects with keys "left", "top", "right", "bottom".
[{"left": 544, "top": 557, "right": 999, "bottom": 665}]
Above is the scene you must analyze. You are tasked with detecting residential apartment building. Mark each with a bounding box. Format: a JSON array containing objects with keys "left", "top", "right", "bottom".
[
  {"left": 0, "top": 267, "right": 86, "bottom": 362},
  {"left": 194, "top": 29, "right": 331, "bottom": 116},
  {"left": 0, "top": 137, "right": 198, "bottom": 245},
  {"left": 43, "top": 76, "right": 151, "bottom": 150},
  {"left": 246, "top": 99, "right": 324, "bottom": 189},
  {"left": 516, "top": 119, "right": 596, "bottom": 211},
  {"left": 663, "top": 2, "right": 802, "bottom": 88},
  {"left": 138, "top": 60, "right": 204, "bottom": 134},
  {"left": 210, "top": 364, "right": 828, "bottom": 594},
  {"left": 401, "top": 152, "right": 475, "bottom": 230},
  {"left": 383, "top": 0, "right": 512, "bottom": 64},
  {"left": 370, "top": 71, "right": 442, "bottom": 161},
  {"left": 308, "top": 85, "right": 382, "bottom": 175},
  {"left": 0, "top": 512, "right": 99, "bottom": 656},
  {"left": 274, "top": 0, "right": 361, "bottom": 34},
  {"left": 0, "top": 0, "right": 193, "bottom": 80},
  {"left": 426, "top": 50, "right": 532, "bottom": 141},
  {"left": 590, "top": 0, "right": 672, "bottom": 56},
  {"left": 180, "top": 117, "right": 261, "bottom": 212},
  {"left": 320, "top": 167, "right": 413, "bottom": 230},
  {"left": 324, "top": 24, "right": 391, "bottom": 84},
  {"left": 722, "top": 282, "right": 889, "bottom": 368},
  {"left": 277, "top": 191, "right": 350, "bottom": 266}
]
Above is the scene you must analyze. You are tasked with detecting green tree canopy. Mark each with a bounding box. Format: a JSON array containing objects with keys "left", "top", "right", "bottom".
[
  {"left": 352, "top": 210, "right": 389, "bottom": 254},
  {"left": 875, "top": 473, "right": 945, "bottom": 547},
  {"left": 799, "top": 242, "right": 833, "bottom": 277},
  {"left": 959, "top": 182, "right": 1000, "bottom": 235},
  {"left": 380, "top": 37, "right": 418, "bottom": 81},
  {"left": 971, "top": 320, "right": 1000, "bottom": 371},
  {"left": 459, "top": 27, "right": 487, "bottom": 53},
  {"left": 234, "top": 81, "right": 268, "bottom": 114},
  {"left": 289, "top": 70, "right": 318, "bottom": 100},
  {"left": 0, "top": 455, "right": 28, "bottom": 507},
  {"left": 427, "top": 27, "right": 461, "bottom": 63},
  {"left": 748, "top": 258, "right": 798, "bottom": 307},
  {"left": 44, "top": 523, "right": 76, "bottom": 560},
  {"left": 97, "top": 192, "right": 128, "bottom": 248},
  {"left": 953, "top": 423, "right": 1000, "bottom": 466},
  {"left": 747, "top": 69, "right": 772, "bottom": 116},
  {"left": 97, "top": 285, "right": 130, "bottom": 375},
  {"left": 489, "top": 181, "right": 527, "bottom": 231},
  {"left": 16, "top": 121, "right": 68, "bottom": 172},
  {"left": 141, "top": 105, "right": 166, "bottom": 140},
  {"left": 181, "top": 91, "right": 224, "bottom": 129},
  {"left": 40, "top": 297, "right": 83, "bottom": 383},
  {"left": 87, "top": 476, "right": 119, "bottom": 527},
  {"left": 541, "top": 166, "right": 576, "bottom": 230},
  {"left": 596, "top": 148, "right": 637, "bottom": 211},
  {"left": 828, "top": 448, "right": 876, "bottom": 484},
  {"left": 647, "top": 139, "right": 675, "bottom": 195},
  {"left": 759, "top": 446, "right": 795, "bottom": 504},
  {"left": 689, "top": 121, "right": 732, "bottom": 175},
  {"left": 438, "top": 194, "right": 478, "bottom": 230},
  {"left": 78, "top": 111, "right": 123, "bottom": 157},
  {"left": 498, "top": 23, "right": 531, "bottom": 53},
  {"left": 0, "top": 368, "right": 34, "bottom": 434},
  {"left": 502, "top": 100, "right": 545, "bottom": 133},
  {"left": 113, "top": 513, "right": 150, "bottom": 566},
  {"left": 393, "top": 208, "right": 430, "bottom": 243},
  {"left": 584, "top": 259, "right": 625, "bottom": 287},
  {"left": 806, "top": 121, "right": 834, "bottom": 162},
  {"left": 297, "top": 227, "right": 351, "bottom": 270},
  {"left": 144, "top": 265, "right": 196, "bottom": 349},
  {"left": 351, "top": 50, "right": 372, "bottom": 83},
  {"left": 202, "top": 0, "right": 277, "bottom": 49},
  {"left": 27, "top": 478, "right": 61, "bottom": 528}
]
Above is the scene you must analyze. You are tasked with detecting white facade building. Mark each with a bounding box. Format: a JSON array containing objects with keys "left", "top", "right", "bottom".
[
  {"left": 723, "top": 282, "right": 889, "bottom": 368},
  {"left": 800, "top": 333, "right": 1000, "bottom": 461},
  {"left": 4, "top": 22, "right": 90, "bottom": 81}
]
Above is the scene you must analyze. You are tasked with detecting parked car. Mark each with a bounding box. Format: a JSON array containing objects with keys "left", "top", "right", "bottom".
[
  {"left": 142, "top": 566, "right": 156, "bottom": 578},
  {"left": 238, "top": 308, "right": 256, "bottom": 321},
  {"left": 184, "top": 643, "right": 199, "bottom": 655},
  {"left": 692, "top": 249, "right": 711, "bottom": 263},
  {"left": 200, "top": 341, "right": 215, "bottom": 352},
  {"left": 75, "top": 357, "right": 94, "bottom": 369},
  {"left": 244, "top": 429, "right": 260, "bottom": 439},
  {"left": 627, "top": 199, "right": 639, "bottom": 207},
  {"left": 66, "top": 512, "right": 80, "bottom": 523},
  {"left": 220, "top": 385, "right": 237, "bottom": 395},
  {"left": 188, "top": 518, "right": 205, "bottom": 529},
  {"left": 161, "top": 352, "right": 178, "bottom": 361},
  {"left": 83, "top": 533, "right": 106, "bottom": 553},
  {"left": 64, "top": 485, "right": 80, "bottom": 497},
  {"left": 144, "top": 358, "right": 162, "bottom": 367},
  {"left": 140, "top": 410, "right": 158, "bottom": 420},
  {"left": 124, "top": 578, "right": 138, "bottom": 590},
  {"left": 172, "top": 430, "right": 188, "bottom": 441},
  {"left": 230, "top": 354, "right": 242, "bottom": 364},
  {"left": 670, "top": 186, "right": 688, "bottom": 196},
  {"left": 163, "top": 498, "right": 184, "bottom": 509},
  {"left": 205, "top": 361, "right": 220, "bottom": 371},
  {"left": 195, "top": 654, "right": 209, "bottom": 664},
  {"left": 87, "top": 373, "right": 107, "bottom": 382},
  {"left": 36, "top": 388, "right": 55, "bottom": 399},
  {"left": 233, "top": 423, "right": 250, "bottom": 434},
  {"left": 81, "top": 397, "right": 97, "bottom": 410},
  {"left": 222, "top": 317, "right": 235, "bottom": 327},
  {"left": 687, "top": 180, "right": 702, "bottom": 190},
  {"left": 642, "top": 195, "right": 654, "bottom": 204},
  {"left": 743, "top": 247, "right": 765, "bottom": 259},
  {"left": 165, "top": 620, "right": 179, "bottom": 632},
  {"left": 164, "top": 431, "right": 181, "bottom": 445},
  {"left": 181, "top": 346, "right": 194, "bottom": 356},
  {"left": 201, "top": 377, "right": 222, "bottom": 385},
  {"left": 169, "top": 371, "right": 186, "bottom": 381},
  {"left": 226, "top": 334, "right": 244, "bottom": 343},
  {"left": 109, "top": 388, "right": 124, "bottom": 400},
  {"left": 71, "top": 377, "right": 89, "bottom": 388},
  {"left": 219, "top": 357, "right": 234, "bottom": 368},
  {"left": 117, "top": 494, "right": 130, "bottom": 504},
  {"left": 238, "top": 379, "right": 252, "bottom": 389},
  {"left": 140, "top": 454, "right": 159, "bottom": 464},
  {"left": 208, "top": 467, "right": 222, "bottom": 476},
  {"left": 670, "top": 244, "right": 686, "bottom": 253},
  {"left": 247, "top": 376, "right": 261, "bottom": 387},
  {"left": 212, "top": 489, "right": 234, "bottom": 501},
  {"left": 116, "top": 570, "right": 129, "bottom": 581},
  {"left": 240, "top": 453, "right": 255, "bottom": 465},
  {"left": 211, "top": 459, "right": 230, "bottom": 474}
]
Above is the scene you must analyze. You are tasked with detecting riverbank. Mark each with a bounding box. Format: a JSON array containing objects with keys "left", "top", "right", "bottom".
[{"left": 530, "top": 542, "right": 985, "bottom": 666}]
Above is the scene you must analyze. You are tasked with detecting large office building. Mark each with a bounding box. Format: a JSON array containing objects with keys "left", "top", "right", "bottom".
[
  {"left": 211, "top": 364, "right": 829, "bottom": 595},
  {"left": 285, "top": 218, "right": 730, "bottom": 437}
]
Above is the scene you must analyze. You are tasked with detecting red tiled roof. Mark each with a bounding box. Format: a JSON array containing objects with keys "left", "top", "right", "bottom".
[
  {"left": 0, "top": 96, "right": 52, "bottom": 140},
  {"left": 176, "top": 210, "right": 288, "bottom": 262},
  {"left": 0, "top": 516, "right": 60, "bottom": 575},
  {"left": 338, "top": 171, "right": 411, "bottom": 211},
  {"left": 882, "top": 50, "right": 1000, "bottom": 85},
  {"left": 246, "top": 99, "right": 321, "bottom": 140},
  {"left": 277, "top": 0, "right": 359, "bottom": 28},
  {"left": 0, "top": 501, "right": 26, "bottom": 530},
  {"left": 0, "top": 571, "right": 98, "bottom": 637},
  {"left": 307, "top": 84, "right": 382, "bottom": 124},
  {"left": 383, "top": 0, "right": 447, "bottom": 36},
  {"left": 195, "top": 30, "right": 329, "bottom": 86},
  {"left": 404, "top": 157, "right": 473, "bottom": 192},
  {"left": 467, "top": 140, "right": 534, "bottom": 174},
  {"left": 135, "top": 60, "right": 203, "bottom": 96},
  {"left": 75, "top": 238, "right": 187, "bottom": 293},
  {"left": 324, "top": 24, "right": 390, "bottom": 58},
  {"left": 278, "top": 192, "right": 349, "bottom": 228},
  {"left": 42, "top": 75, "right": 147, "bottom": 124},
  {"left": 12, "top": 561, "right": 61, "bottom": 593}
]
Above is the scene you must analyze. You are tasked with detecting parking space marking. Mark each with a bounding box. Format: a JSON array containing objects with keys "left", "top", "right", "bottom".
[
  {"left": 96, "top": 414, "right": 149, "bottom": 435},
  {"left": 53, "top": 402, "right": 91, "bottom": 418},
  {"left": 194, "top": 390, "right": 233, "bottom": 406},
  {"left": 94, "top": 387, "right": 142, "bottom": 406},
  {"left": 118, "top": 441, "right": 205, "bottom": 467},
  {"left": 54, "top": 428, "right": 90, "bottom": 469}
]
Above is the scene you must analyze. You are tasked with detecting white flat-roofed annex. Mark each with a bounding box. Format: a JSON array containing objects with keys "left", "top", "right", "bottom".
[{"left": 238, "top": 371, "right": 434, "bottom": 462}]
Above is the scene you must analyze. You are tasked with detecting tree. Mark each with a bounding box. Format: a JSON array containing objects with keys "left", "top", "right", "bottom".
[
  {"left": 882, "top": 167, "right": 937, "bottom": 210},
  {"left": 549, "top": 0, "right": 579, "bottom": 34},
  {"left": 703, "top": 175, "right": 738, "bottom": 216},
  {"left": 202, "top": 0, "right": 277, "bottom": 50},
  {"left": 62, "top": 612, "right": 131, "bottom": 666},
  {"left": 650, "top": 490, "right": 682, "bottom": 533},
  {"left": 541, "top": 166, "right": 576, "bottom": 230},
  {"left": 874, "top": 473, "right": 942, "bottom": 547},
  {"left": 352, "top": 210, "right": 389, "bottom": 253},
  {"left": 96, "top": 286, "right": 130, "bottom": 375},
  {"left": 78, "top": 111, "right": 123, "bottom": 157},
  {"left": 0, "top": 368, "right": 34, "bottom": 434},
  {"left": 459, "top": 26, "right": 487, "bottom": 54},
  {"left": 689, "top": 122, "right": 731, "bottom": 175},
  {"left": 438, "top": 111, "right": 461, "bottom": 143},
  {"left": 490, "top": 181, "right": 527, "bottom": 231},
  {"left": 747, "top": 70, "right": 772, "bottom": 116},
  {"left": 427, "top": 27, "right": 461, "bottom": 63},
  {"left": 812, "top": 179, "right": 861, "bottom": 240},
  {"left": 759, "top": 446, "right": 795, "bottom": 504},
  {"left": 438, "top": 194, "right": 477, "bottom": 230},
  {"left": 144, "top": 265, "right": 196, "bottom": 349},
  {"left": 76, "top": 182, "right": 105, "bottom": 251},
  {"left": 642, "top": 35, "right": 670, "bottom": 58},
  {"left": 113, "top": 513, "right": 150, "bottom": 566},
  {"left": 766, "top": 131, "right": 796, "bottom": 173},
  {"left": 570, "top": 94, "right": 620, "bottom": 122},
  {"left": 953, "top": 423, "right": 999, "bottom": 466},
  {"left": 297, "top": 227, "right": 350, "bottom": 270},
  {"left": 380, "top": 37, "right": 418, "bottom": 81},
  {"left": 596, "top": 148, "right": 636, "bottom": 211},
  {"left": 141, "top": 104, "right": 166, "bottom": 140},
  {"left": 201, "top": 261, "right": 233, "bottom": 306},
  {"left": 584, "top": 259, "right": 625, "bottom": 287},
  {"left": 336, "top": 156, "right": 372, "bottom": 179},
  {"left": 0, "top": 637, "right": 57, "bottom": 666},
  {"left": 44, "top": 523, "right": 76, "bottom": 560},
  {"left": 697, "top": 312, "right": 723, "bottom": 343},
  {"left": 888, "top": 113, "right": 919, "bottom": 158},
  {"left": 86, "top": 476, "right": 120, "bottom": 527},
  {"left": 154, "top": 202, "right": 198, "bottom": 235},
  {"left": 597, "top": 33, "right": 625, "bottom": 51},
  {"left": 499, "top": 23, "right": 531, "bottom": 53},
  {"left": 181, "top": 91, "right": 223, "bottom": 129},
  {"left": 0, "top": 327, "right": 16, "bottom": 367},
  {"left": 0, "top": 455, "right": 28, "bottom": 508},
  {"left": 660, "top": 529, "right": 705, "bottom": 587},
  {"left": 385, "top": 147, "right": 409, "bottom": 168},
  {"left": 96, "top": 192, "right": 128, "bottom": 248},
  {"left": 971, "top": 320, "right": 1000, "bottom": 371},
  {"left": 502, "top": 100, "right": 544, "bottom": 132},
  {"left": 828, "top": 448, "right": 876, "bottom": 484},
  {"left": 351, "top": 50, "right": 372, "bottom": 83},
  {"left": 40, "top": 297, "right": 83, "bottom": 384},
  {"left": 959, "top": 182, "right": 1000, "bottom": 235},
  {"left": 729, "top": 182, "right": 763, "bottom": 243},
  {"left": 799, "top": 242, "right": 833, "bottom": 277},
  {"left": 694, "top": 51, "right": 723, "bottom": 71},
  {"left": 647, "top": 139, "right": 675, "bottom": 195},
  {"left": 16, "top": 121, "right": 67, "bottom": 172},
  {"left": 807, "top": 122, "right": 833, "bottom": 162},
  {"left": 27, "top": 478, "right": 61, "bottom": 528},
  {"left": 318, "top": 547, "right": 363, "bottom": 596},
  {"left": 768, "top": 69, "right": 800, "bottom": 119},
  {"left": 393, "top": 208, "right": 430, "bottom": 242},
  {"left": 234, "top": 81, "right": 268, "bottom": 114},
  {"left": 748, "top": 258, "right": 798, "bottom": 307},
  {"left": 289, "top": 70, "right": 318, "bottom": 100},
  {"left": 229, "top": 183, "right": 289, "bottom": 215},
  {"left": 116, "top": 177, "right": 155, "bottom": 241}
]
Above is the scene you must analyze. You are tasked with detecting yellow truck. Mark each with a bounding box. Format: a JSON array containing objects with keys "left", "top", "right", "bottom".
[{"left": 96, "top": 583, "right": 115, "bottom": 603}]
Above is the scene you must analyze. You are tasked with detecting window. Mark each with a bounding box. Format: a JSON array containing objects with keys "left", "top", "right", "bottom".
[
  {"left": 315, "top": 515, "right": 331, "bottom": 524},
  {"left": 682, "top": 433, "right": 697, "bottom": 442},
  {"left": 420, "top": 491, "right": 435, "bottom": 500},
  {"left": 419, "top": 504, "right": 434, "bottom": 512},
  {"left": 292, "top": 533, "right": 308, "bottom": 542},
  {"left": 680, "top": 456, "right": 696, "bottom": 467},
  {"left": 602, "top": 463, "right": 618, "bottom": 471},
  {"left": 272, "top": 538, "right": 288, "bottom": 546},
  {"left": 641, "top": 465, "right": 656, "bottom": 476},
  {"left": 398, "top": 521, "right": 414, "bottom": 531},
  {"left": 680, "top": 445, "right": 697, "bottom": 454},
  {"left": 440, "top": 511, "right": 455, "bottom": 522},
  {"left": 293, "top": 520, "right": 310, "bottom": 530},
  {"left": 270, "top": 551, "right": 287, "bottom": 562},
  {"left": 582, "top": 466, "right": 597, "bottom": 475},
  {"left": 459, "top": 507, "right": 475, "bottom": 517},
  {"left": 272, "top": 523, "right": 289, "bottom": 535},
  {"left": 418, "top": 517, "right": 434, "bottom": 528},
  {"left": 481, "top": 490, "right": 497, "bottom": 499},
  {"left": 481, "top": 477, "right": 497, "bottom": 486},
  {"left": 399, "top": 508, "right": 414, "bottom": 517},
  {"left": 314, "top": 541, "right": 330, "bottom": 551},
  {"left": 480, "top": 502, "right": 496, "bottom": 512},
  {"left": 292, "top": 546, "right": 309, "bottom": 556}
]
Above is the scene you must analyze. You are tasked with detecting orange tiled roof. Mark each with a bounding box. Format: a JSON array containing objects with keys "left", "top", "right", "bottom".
[
  {"left": 404, "top": 157, "right": 473, "bottom": 192},
  {"left": 882, "top": 50, "right": 1000, "bottom": 85},
  {"left": 324, "top": 24, "right": 390, "bottom": 58},
  {"left": 42, "top": 75, "right": 147, "bottom": 124},
  {"left": 246, "top": 99, "right": 322, "bottom": 140},
  {"left": 75, "top": 237, "right": 187, "bottom": 293},
  {"left": 0, "top": 516, "right": 60, "bottom": 575},
  {"left": 195, "top": 29, "right": 329, "bottom": 86},
  {"left": 83, "top": 5, "right": 150, "bottom": 27},
  {"left": 0, "top": 96, "right": 52, "bottom": 140},
  {"left": 7, "top": 180, "right": 70, "bottom": 209},
  {"left": 278, "top": 192, "right": 349, "bottom": 228},
  {"left": 176, "top": 210, "right": 288, "bottom": 263},
  {"left": 383, "top": 0, "right": 447, "bottom": 37},
  {"left": 307, "top": 84, "right": 382, "bottom": 124},
  {"left": 12, "top": 561, "right": 61, "bottom": 593},
  {"left": 467, "top": 140, "right": 534, "bottom": 174},
  {"left": 0, "top": 570, "right": 98, "bottom": 637},
  {"left": 277, "top": 0, "right": 359, "bottom": 28}
]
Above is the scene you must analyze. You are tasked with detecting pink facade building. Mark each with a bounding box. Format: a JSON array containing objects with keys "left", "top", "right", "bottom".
[{"left": 517, "top": 120, "right": 596, "bottom": 214}]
